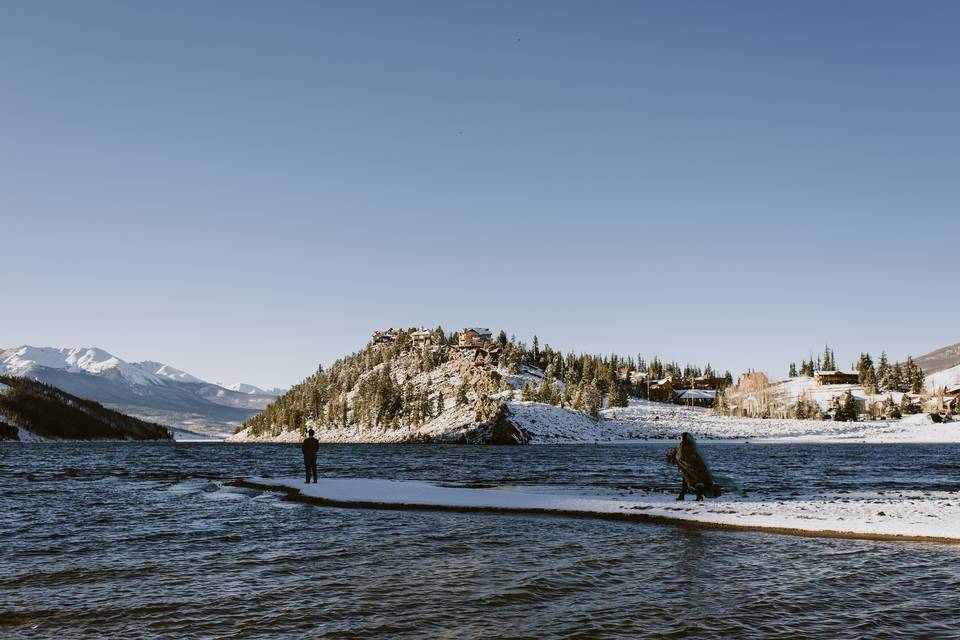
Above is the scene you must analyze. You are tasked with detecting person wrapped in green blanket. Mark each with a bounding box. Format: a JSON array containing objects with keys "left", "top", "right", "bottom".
[{"left": 665, "top": 432, "right": 722, "bottom": 501}]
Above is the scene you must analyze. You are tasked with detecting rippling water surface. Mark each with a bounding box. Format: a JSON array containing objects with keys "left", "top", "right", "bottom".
[{"left": 2, "top": 442, "right": 960, "bottom": 639}]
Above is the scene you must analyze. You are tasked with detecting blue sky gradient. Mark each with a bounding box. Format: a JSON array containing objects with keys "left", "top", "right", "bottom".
[{"left": 1, "top": 1, "right": 957, "bottom": 387}]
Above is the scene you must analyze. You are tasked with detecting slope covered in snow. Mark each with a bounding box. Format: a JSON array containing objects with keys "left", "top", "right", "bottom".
[{"left": 926, "top": 364, "right": 960, "bottom": 391}]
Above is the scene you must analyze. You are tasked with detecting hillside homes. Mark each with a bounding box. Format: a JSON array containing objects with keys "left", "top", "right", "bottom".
[{"left": 814, "top": 370, "right": 860, "bottom": 385}]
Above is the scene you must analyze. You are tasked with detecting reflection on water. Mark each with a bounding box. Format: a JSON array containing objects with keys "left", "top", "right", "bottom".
[{"left": 2, "top": 442, "right": 960, "bottom": 639}]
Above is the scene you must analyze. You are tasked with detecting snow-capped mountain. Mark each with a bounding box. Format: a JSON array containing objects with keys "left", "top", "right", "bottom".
[
  {"left": 0, "top": 346, "right": 281, "bottom": 437},
  {"left": 1, "top": 346, "right": 163, "bottom": 386},
  {"left": 223, "top": 382, "right": 288, "bottom": 395},
  {"left": 135, "top": 360, "right": 205, "bottom": 384}
]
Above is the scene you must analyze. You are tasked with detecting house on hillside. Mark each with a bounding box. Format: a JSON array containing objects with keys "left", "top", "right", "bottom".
[
  {"left": 648, "top": 378, "right": 674, "bottom": 403},
  {"left": 371, "top": 329, "right": 398, "bottom": 345},
  {"left": 410, "top": 330, "right": 432, "bottom": 350},
  {"left": 459, "top": 327, "right": 492, "bottom": 348},
  {"left": 814, "top": 370, "right": 860, "bottom": 386},
  {"left": 692, "top": 375, "right": 727, "bottom": 390},
  {"left": 675, "top": 389, "right": 716, "bottom": 407}
]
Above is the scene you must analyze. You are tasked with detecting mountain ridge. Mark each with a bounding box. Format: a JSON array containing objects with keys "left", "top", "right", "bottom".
[
  {"left": 0, "top": 375, "right": 172, "bottom": 441},
  {"left": 0, "top": 345, "right": 280, "bottom": 437}
]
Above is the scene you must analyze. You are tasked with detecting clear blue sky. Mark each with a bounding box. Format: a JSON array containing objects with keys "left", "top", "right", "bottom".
[{"left": 1, "top": 1, "right": 957, "bottom": 388}]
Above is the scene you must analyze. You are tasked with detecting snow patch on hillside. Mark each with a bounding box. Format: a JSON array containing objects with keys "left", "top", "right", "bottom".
[
  {"left": 927, "top": 364, "right": 960, "bottom": 391},
  {"left": 135, "top": 361, "right": 204, "bottom": 384},
  {"left": 222, "top": 382, "right": 286, "bottom": 396}
]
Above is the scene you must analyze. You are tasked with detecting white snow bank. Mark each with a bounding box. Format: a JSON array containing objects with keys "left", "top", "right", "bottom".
[
  {"left": 600, "top": 399, "right": 960, "bottom": 444},
  {"left": 244, "top": 477, "right": 960, "bottom": 543},
  {"left": 927, "top": 364, "right": 960, "bottom": 391}
]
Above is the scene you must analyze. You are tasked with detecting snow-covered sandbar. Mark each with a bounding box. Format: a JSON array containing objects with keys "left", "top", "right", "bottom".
[{"left": 235, "top": 477, "right": 960, "bottom": 544}]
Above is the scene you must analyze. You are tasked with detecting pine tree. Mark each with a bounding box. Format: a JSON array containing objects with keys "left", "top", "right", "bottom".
[
  {"left": 456, "top": 382, "right": 469, "bottom": 406},
  {"left": 891, "top": 363, "right": 904, "bottom": 390},
  {"left": 436, "top": 392, "right": 444, "bottom": 415},
  {"left": 788, "top": 362, "right": 798, "bottom": 378},
  {"left": 876, "top": 351, "right": 891, "bottom": 391},
  {"left": 582, "top": 382, "right": 601, "bottom": 420},
  {"left": 822, "top": 346, "right": 835, "bottom": 371},
  {"left": 857, "top": 353, "right": 877, "bottom": 393},
  {"left": 904, "top": 356, "right": 924, "bottom": 393},
  {"left": 833, "top": 390, "right": 857, "bottom": 421},
  {"left": 900, "top": 392, "right": 917, "bottom": 415},
  {"left": 883, "top": 395, "right": 901, "bottom": 419}
]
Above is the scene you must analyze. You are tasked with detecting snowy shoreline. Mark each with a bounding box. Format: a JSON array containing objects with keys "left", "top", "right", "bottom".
[
  {"left": 235, "top": 477, "right": 960, "bottom": 544},
  {"left": 228, "top": 398, "right": 960, "bottom": 445}
]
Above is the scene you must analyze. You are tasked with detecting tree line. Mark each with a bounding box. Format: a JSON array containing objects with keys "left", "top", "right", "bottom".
[{"left": 787, "top": 345, "right": 924, "bottom": 393}]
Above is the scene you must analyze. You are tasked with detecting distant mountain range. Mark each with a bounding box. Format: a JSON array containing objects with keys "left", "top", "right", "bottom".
[{"left": 0, "top": 346, "right": 285, "bottom": 437}]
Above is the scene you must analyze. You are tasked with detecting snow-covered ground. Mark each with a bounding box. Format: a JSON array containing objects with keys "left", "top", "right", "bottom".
[
  {"left": 228, "top": 397, "right": 960, "bottom": 444},
  {"left": 927, "top": 363, "right": 960, "bottom": 391},
  {"left": 241, "top": 477, "right": 960, "bottom": 543},
  {"left": 598, "top": 399, "right": 960, "bottom": 443}
]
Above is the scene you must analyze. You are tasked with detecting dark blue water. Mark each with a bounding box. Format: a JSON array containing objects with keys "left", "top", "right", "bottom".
[{"left": 2, "top": 442, "right": 960, "bottom": 639}]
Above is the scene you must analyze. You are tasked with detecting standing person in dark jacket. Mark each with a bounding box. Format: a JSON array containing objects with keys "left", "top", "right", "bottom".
[
  {"left": 302, "top": 429, "right": 320, "bottom": 483},
  {"left": 665, "top": 432, "right": 722, "bottom": 501}
]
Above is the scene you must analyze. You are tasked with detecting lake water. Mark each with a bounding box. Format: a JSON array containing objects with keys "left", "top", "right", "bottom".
[{"left": 2, "top": 442, "right": 960, "bottom": 639}]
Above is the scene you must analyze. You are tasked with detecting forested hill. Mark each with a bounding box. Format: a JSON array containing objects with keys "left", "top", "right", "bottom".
[
  {"left": 229, "top": 327, "right": 729, "bottom": 444},
  {"left": 0, "top": 375, "right": 172, "bottom": 441}
]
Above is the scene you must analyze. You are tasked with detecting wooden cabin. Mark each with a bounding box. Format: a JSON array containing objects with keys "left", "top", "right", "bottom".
[
  {"left": 459, "top": 327, "right": 492, "bottom": 348},
  {"left": 648, "top": 378, "right": 674, "bottom": 403},
  {"left": 814, "top": 370, "right": 860, "bottom": 386},
  {"left": 692, "top": 375, "right": 727, "bottom": 390}
]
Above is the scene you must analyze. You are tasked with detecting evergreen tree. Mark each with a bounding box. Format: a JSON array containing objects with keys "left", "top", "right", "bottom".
[
  {"left": 891, "top": 363, "right": 904, "bottom": 390},
  {"left": 833, "top": 390, "right": 857, "bottom": 421},
  {"left": 456, "top": 382, "right": 469, "bottom": 406},
  {"left": 582, "top": 382, "right": 601, "bottom": 420},
  {"left": 788, "top": 362, "right": 798, "bottom": 378},
  {"left": 822, "top": 346, "right": 835, "bottom": 371},
  {"left": 857, "top": 353, "right": 877, "bottom": 392},
  {"left": 883, "top": 395, "right": 901, "bottom": 419},
  {"left": 876, "top": 351, "right": 892, "bottom": 391},
  {"left": 904, "top": 356, "right": 924, "bottom": 393},
  {"left": 900, "top": 393, "right": 917, "bottom": 415}
]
